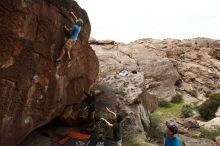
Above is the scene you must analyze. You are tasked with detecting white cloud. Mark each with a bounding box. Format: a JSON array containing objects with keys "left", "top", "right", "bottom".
[{"left": 76, "top": 0, "right": 220, "bottom": 43}]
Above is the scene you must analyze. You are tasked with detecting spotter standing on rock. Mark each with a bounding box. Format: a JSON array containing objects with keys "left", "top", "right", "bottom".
[
  {"left": 101, "top": 107, "right": 123, "bottom": 146},
  {"left": 164, "top": 121, "right": 182, "bottom": 146},
  {"left": 56, "top": 11, "right": 83, "bottom": 63}
]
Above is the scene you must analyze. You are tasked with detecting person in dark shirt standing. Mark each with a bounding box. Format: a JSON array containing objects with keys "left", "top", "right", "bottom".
[
  {"left": 79, "top": 89, "right": 96, "bottom": 125},
  {"left": 101, "top": 107, "right": 123, "bottom": 146}
]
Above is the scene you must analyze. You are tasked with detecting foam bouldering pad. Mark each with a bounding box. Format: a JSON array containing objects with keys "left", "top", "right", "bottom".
[
  {"left": 89, "top": 139, "right": 112, "bottom": 146},
  {"left": 62, "top": 138, "right": 90, "bottom": 146}
]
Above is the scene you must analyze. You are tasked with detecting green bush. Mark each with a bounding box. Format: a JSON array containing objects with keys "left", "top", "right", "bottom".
[
  {"left": 201, "top": 128, "right": 220, "bottom": 140},
  {"left": 205, "top": 91, "right": 211, "bottom": 98},
  {"left": 158, "top": 99, "right": 171, "bottom": 108},
  {"left": 181, "top": 105, "right": 194, "bottom": 118},
  {"left": 171, "top": 93, "right": 183, "bottom": 103},
  {"left": 198, "top": 93, "right": 220, "bottom": 120},
  {"left": 148, "top": 114, "right": 164, "bottom": 142},
  {"left": 186, "top": 90, "right": 198, "bottom": 98},
  {"left": 124, "top": 136, "right": 157, "bottom": 146}
]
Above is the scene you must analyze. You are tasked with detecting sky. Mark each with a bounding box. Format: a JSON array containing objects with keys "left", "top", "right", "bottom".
[{"left": 76, "top": 0, "right": 220, "bottom": 43}]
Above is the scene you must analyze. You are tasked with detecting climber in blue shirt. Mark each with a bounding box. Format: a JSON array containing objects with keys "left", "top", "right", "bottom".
[
  {"left": 164, "top": 121, "right": 182, "bottom": 146},
  {"left": 56, "top": 11, "right": 83, "bottom": 63}
]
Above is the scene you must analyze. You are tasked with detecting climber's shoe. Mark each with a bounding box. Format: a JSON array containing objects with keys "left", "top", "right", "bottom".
[
  {"left": 64, "top": 58, "right": 71, "bottom": 63},
  {"left": 55, "top": 59, "right": 62, "bottom": 63},
  {"left": 55, "top": 59, "right": 62, "bottom": 64}
]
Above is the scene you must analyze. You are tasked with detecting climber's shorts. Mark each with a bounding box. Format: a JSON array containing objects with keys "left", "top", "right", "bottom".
[{"left": 63, "top": 39, "right": 75, "bottom": 51}]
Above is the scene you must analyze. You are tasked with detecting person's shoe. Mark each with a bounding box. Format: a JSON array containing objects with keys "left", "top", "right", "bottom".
[
  {"left": 55, "top": 59, "right": 62, "bottom": 66},
  {"left": 64, "top": 58, "right": 71, "bottom": 63},
  {"left": 55, "top": 59, "right": 62, "bottom": 63}
]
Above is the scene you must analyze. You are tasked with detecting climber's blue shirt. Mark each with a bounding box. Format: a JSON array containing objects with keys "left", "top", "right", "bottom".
[
  {"left": 164, "top": 133, "right": 182, "bottom": 146},
  {"left": 69, "top": 24, "right": 81, "bottom": 41}
]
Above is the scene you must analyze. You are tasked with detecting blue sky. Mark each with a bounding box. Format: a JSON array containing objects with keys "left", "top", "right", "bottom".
[{"left": 76, "top": 0, "right": 220, "bottom": 43}]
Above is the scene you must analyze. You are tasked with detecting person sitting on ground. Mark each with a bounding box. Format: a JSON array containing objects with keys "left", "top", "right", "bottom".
[
  {"left": 101, "top": 107, "right": 123, "bottom": 146},
  {"left": 56, "top": 11, "right": 83, "bottom": 63},
  {"left": 78, "top": 88, "right": 96, "bottom": 125},
  {"left": 164, "top": 121, "right": 182, "bottom": 146}
]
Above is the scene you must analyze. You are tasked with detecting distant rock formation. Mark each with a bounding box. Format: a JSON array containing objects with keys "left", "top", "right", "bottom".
[
  {"left": 0, "top": 0, "right": 98, "bottom": 145},
  {"left": 92, "top": 38, "right": 220, "bottom": 100}
]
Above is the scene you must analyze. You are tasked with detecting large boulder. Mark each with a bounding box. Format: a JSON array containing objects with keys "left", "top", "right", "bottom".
[
  {"left": 214, "top": 48, "right": 220, "bottom": 60},
  {"left": 215, "top": 136, "right": 220, "bottom": 146},
  {"left": 215, "top": 106, "right": 220, "bottom": 117},
  {"left": 0, "top": 0, "right": 98, "bottom": 145},
  {"left": 129, "top": 38, "right": 220, "bottom": 98},
  {"left": 118, "top": 42, "right": 180, "bottom": 99},
  {"left": 92, "top": 43, "right": 149, "bottom": 140}
]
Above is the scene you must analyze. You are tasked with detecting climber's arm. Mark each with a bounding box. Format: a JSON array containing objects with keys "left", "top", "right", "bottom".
[
  {"left": 70, "top": 11, "right": 78, "bottom": 23},
  {"left": 64, "top": 25, "right": 72, "bottom": 32},
  {"left": 101, "top": 118, "right": 113, "bottom": 127},
  {"left": 106, "top": 107, "right": 117, "bottom": 119},
  {"left": 83, "top": 90, "right": 90, "bottom": 98},
  {"left": 64, "top": 25, "right": 72, "bottom": 36}
]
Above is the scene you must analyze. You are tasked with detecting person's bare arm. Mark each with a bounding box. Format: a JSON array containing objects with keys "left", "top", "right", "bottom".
[
  {"left": 106, "top": 107, "right": 117, "bottom": 119},
  {"left": 101, "top": 118, "right": 113, "bottom": 127},
  {"left": 64, "top": 25, "right": 72, "bottom": 31},
  {"left": 64, "top": 25, "right": 72, "bottom": 35},
  {"left": 70, "top": 11, "right": 78, "bottom": 23}
]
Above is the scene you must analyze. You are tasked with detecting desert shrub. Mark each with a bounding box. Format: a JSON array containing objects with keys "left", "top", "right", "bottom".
[
  {"left": 205, "top": 91, "right": 211, "bottom": 98},
  {"left": 198, "top": 93, "right": 220, "bottom": 120},
  {"left": 171, "top": 93, "right": 183, "bottom": 103},
  {"left": 148, "top": 114, "right": 164, "bottom": 142},
  {"left": 158, "top": 99, "right": 171, "bottom": 108},
  {"left": 181, "top": 105, "right": 194, "bottom": 118},
  {"left": 201, "top": 128, "right": 220, "bottom": 140},
  {"left": 124, "top": 136, "right": 156, "bottom": 146},
  {"left": 186, "top": 90, "right": 198, "bottom": 98}
]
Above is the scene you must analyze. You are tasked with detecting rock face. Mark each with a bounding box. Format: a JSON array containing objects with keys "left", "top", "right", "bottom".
[
  {"left": 91, "top": 38, "right": 220, "bottom": 143},
  {"left": 132, "top": 38, "right": 220, "bottom": 97},
  {"left": 92, "top": 44, "right": 149, "bottom": 140},
  {"left": 18, "top": 131, "right": 51, "bottom": 146},
  {"left": 0, "top": 0, "right": 98, "bottom": 146},
  {"left": 92, "top": 38, "right": 220, "bottom": 100},
  {"left": 215, "top": 136, "right": 220, "bottom": 146},
  {"left": 216, "top": 107, "right": 220, "bottom": 117},
  {"left": 92, "top": 40, "right": 181, "bottom": 100}
]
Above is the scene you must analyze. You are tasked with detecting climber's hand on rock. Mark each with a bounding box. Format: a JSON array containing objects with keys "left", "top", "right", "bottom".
[
  {"left": 70, "top": 11, "right": 74, "bottom": 15},
  {"left": 100, "top": 118, "right": 105, "bottom": 121},
  {"left": 106, "top": 107, "right": 110, "bottom": 112}
]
